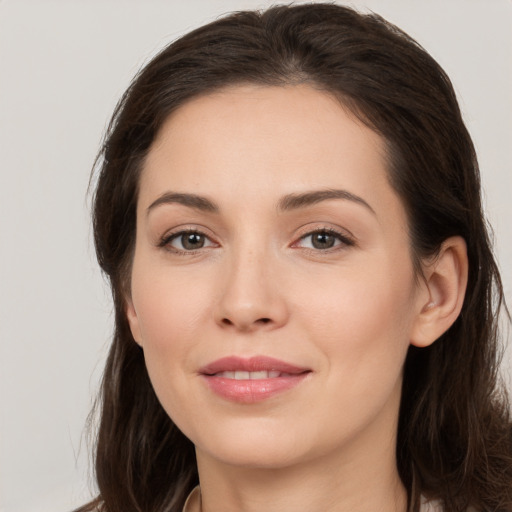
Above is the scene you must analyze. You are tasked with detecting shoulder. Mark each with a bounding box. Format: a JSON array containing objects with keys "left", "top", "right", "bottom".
[
  {"left": 420, "top": 496, "right": 444, "bottom": 512},
  {"left": 420, "top": 496, "right": 481, "bottom": 512},
  {"left": 182, "top": 486, "right": 201, "bottom": 512}
]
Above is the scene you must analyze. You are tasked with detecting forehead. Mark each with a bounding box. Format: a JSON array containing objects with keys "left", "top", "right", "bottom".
[{"left": 139, "top": 84, "right": 401, "bottom": 224}]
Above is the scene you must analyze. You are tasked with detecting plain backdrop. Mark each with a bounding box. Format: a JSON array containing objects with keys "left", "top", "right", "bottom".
[{"left": 0, "top": 1, "right": 510, "bottom": 511}]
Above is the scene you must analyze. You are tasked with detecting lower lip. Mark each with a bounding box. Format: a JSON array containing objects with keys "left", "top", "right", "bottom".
[{"left": 201, "top": 374, "right": 310, "bottom": 403}]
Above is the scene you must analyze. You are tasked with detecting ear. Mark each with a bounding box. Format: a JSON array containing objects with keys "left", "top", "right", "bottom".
[
  {"left": 126, "top": 298, "right": 143, "bottom": 347},
  {"left": 410, "top": 236, "right": 468, "bottom": 348}
]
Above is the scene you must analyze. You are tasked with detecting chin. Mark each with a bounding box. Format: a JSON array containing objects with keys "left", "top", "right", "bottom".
[
  {"left": 193, "top": 422, "right": 310, "bottom": 469},
  {"left": 204, "top": 445, "right": 303, "bottom": 470}
]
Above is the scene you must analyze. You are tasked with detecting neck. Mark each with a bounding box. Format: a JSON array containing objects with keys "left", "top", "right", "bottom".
[{"left": 195, "top": 411, "right": 407, "bottom": 512}]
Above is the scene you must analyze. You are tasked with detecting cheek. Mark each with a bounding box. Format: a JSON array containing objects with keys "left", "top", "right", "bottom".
[
  {"left": 131, "top": 263, "right": 212, "bottom": 346},
  {"left": 287, "top": 266, "right": 415, "bottom": 444},
  {"left": 293, "top": 260, "right": 416, "bottom": 373},
  {"left": 129, "top": 264, "right": 215, "bottom": 424},
  {"left": 129, "top": 262, "right": 219, "bottom": 412}
]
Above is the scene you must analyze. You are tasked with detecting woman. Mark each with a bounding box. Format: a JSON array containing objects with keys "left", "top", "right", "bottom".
[{"left": 77, "top": 3, "right": 512, "bottom": 511}]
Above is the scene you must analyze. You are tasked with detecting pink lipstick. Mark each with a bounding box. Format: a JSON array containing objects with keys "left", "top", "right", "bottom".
[{"left": 199, "top": 356, "right": 311, "bottom": 403}]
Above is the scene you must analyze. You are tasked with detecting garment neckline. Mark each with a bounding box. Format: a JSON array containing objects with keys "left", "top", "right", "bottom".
[{"left": 182, "top": 485, "right": 445, "bottom": 512}]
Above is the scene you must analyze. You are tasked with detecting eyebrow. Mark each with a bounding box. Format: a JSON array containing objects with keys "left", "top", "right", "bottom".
[
  {"left": 147, "top": 192, "right": 219, "bottom": 215},
  {"left": 146, "top": 188, "right": 375, "bottom": 216},
  {"left": 278, "top": 189, "right": 376, "bottom": 215}
]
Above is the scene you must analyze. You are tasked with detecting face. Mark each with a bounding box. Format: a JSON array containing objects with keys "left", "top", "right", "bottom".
[{"left": 127, "top": 84, "right": 428, "bottom": 471}]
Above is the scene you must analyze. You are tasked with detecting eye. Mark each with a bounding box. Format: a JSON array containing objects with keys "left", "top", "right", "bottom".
[
  {"left": 296, "top": 229, "right": 354, "bottom": 250},
  {"left": 161, "top": 230, "right": 216, "bottom": 252}
]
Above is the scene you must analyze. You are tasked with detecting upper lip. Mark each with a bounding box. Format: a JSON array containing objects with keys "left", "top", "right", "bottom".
[{"left": 199, "top": 356, "right": 310, "bottom": 376}]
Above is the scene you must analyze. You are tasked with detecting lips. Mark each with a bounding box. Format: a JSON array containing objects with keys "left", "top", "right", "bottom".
[
  {"left": 199, "top": 356, "right": 311, "bottom": 403},
  {"left": 214, "top": 370, "right": 282, "bottom": 379}
]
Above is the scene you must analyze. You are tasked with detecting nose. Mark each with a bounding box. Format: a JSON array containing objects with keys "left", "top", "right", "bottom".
[{"left": 214, "top": 247, "right": 289, "bottom": 332}]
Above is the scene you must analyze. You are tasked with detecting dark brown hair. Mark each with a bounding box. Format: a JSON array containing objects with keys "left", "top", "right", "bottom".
[{"left": 77, "top": 4, "right": 512, "bottom": 511}]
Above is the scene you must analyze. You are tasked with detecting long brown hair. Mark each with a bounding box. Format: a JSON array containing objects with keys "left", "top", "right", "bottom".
[{"left": 77, "top": 4, "right": 512, "bottom": 511}]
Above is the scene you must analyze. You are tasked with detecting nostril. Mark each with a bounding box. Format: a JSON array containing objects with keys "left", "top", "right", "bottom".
[{"left": 220, "top": 317, "right": 271, "bottom": 327}]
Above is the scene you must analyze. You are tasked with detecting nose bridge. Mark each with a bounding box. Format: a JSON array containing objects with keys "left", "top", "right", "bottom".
[{"left": 215, "top": 233, "right": 287, "bottom": 331}]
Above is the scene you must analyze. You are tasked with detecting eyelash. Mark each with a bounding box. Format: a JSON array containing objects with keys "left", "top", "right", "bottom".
[
  {"left": 294, "top": 227, "right": 355, "bottom": 252},
  {"left": 159, "top": 228, "right": 217, "bottom": 255},
  {"left": 159, "top": 227, "right": 355, "bottom": 255}
]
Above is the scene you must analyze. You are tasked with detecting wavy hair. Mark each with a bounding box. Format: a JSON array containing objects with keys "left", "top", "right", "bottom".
[{"left": 77, "top": 4, "right": 511, "bottom": 511}]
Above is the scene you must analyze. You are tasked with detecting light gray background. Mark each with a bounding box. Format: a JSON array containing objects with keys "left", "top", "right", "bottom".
[{"left": 0, "top": 1, "right": 510, "bottom": 511}]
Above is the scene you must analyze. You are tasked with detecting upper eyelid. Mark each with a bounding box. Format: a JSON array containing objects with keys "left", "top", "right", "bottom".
[
  {"left": 160, "top": 225, "right": 215, "bottom": 241},
  {"left": 295, "top": 229, "right": 354, "bottom": 245},
  {"left": 159, "top": 227, "right": 217, "bottom": 250},
  {"left": 293, "top": 224, "right": 355, "bottom": 241},
  {"left": 157, "top": 224, "right": 356, "bottom": 248}
]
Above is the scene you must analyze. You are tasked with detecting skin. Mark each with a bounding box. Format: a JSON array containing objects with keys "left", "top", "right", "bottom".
[{"left": 126, "top": 84, "right": 467, "bottom": 512}]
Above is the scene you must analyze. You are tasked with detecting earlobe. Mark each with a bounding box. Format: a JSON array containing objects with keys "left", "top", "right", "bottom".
[
  {"left": 410, "top": 236, "right": 468, "bottom": 348},
  {"left": 126, "top": 298, "right": 143, "bottom": 346}
]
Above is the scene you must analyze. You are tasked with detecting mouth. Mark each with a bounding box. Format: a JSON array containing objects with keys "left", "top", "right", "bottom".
[
  {"left": 212, "top": 370, "right": 292, "bottom": 379},
  {"left": 199, "top": 356, "right": 311, "bottom": 403}
]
